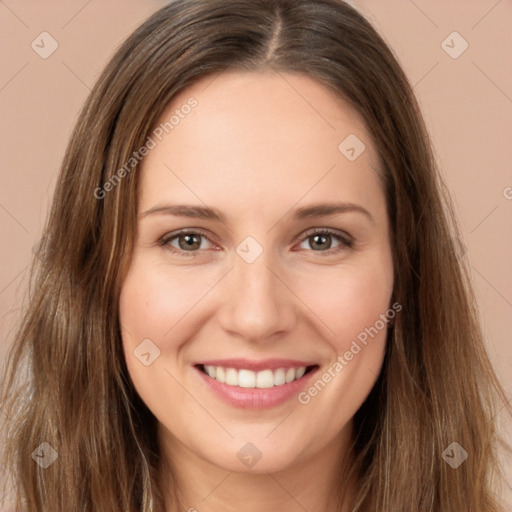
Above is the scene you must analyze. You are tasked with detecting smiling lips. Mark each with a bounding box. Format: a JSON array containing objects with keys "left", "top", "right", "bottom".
[{"left": 195, "top": 358, "right": 318, "bottom": 408}]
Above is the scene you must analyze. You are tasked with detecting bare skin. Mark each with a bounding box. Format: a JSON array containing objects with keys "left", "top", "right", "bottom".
[{"left": 119, "top": 70, "right": 394, "bottom": 511}]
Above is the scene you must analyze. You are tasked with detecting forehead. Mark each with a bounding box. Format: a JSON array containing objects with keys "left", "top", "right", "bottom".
[{"left": 138, "top": 70, "right": 384, "bottom": 219}]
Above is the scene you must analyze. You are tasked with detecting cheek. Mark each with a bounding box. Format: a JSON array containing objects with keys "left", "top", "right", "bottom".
[
  {"left": 118, "top": 255, "right": 221, "bottom": 406},
  {"left": 119, "top": 256, "right": 211, "bottom": 344},
  {"left": 118, "top": 257, "right": 183, "bottom": 395},
  {"left": 118, "top": 259, "right": 193, "bottom": 420},
  {"left": 292, "top": 259, "right": 393, "bottom": 434},
  {"left": 293, "top": 257, "right": 393, "bottom": 349}
]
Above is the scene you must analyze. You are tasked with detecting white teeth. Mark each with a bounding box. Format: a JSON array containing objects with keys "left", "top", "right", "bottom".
[
  {"left": 202, "top": 365, "right": 309, "bottom": 388},
  {"left": 238, "top": 369, "right": 256, "bottom": 388},
  {"left": 274, "top": 368, "right": 286, "bottom": 386},
  {"left": 225, "top": 368, "right": 238, "bottom": 386},
  {"left": 285, "top": 368, "right": 295, "bottom": 383},
  {"left": 216, "top": 367, "right": 226, "bottom": 383},
  {"left": 256, "top": 369, "right": 274, "bottom": 389},
  {"left": 205, "top": 365, "right": 216, "bottom": 378}
]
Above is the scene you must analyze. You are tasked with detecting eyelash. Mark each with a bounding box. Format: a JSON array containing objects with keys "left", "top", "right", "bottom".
[{"left": 157, "top": 228, "right": 354, "bottom": 258}]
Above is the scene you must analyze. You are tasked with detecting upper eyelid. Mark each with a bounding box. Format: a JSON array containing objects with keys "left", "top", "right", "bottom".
[{"left": 162, "top": 228, "right": 216, "bottom": 244}]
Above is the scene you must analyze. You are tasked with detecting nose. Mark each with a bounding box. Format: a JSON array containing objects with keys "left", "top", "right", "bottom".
[{"left": 217, "top": 248, "right": 297, "bottom": 343}]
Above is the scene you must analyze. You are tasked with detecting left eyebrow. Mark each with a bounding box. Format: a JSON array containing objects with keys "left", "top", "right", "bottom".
[{"left": 292, "top": 202, "right": 374, "bottom": 224}]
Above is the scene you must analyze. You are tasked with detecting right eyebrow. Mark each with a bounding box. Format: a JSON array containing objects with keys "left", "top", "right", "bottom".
[{"left": 139, "top": 204, "right": 226, "bottom": 223}]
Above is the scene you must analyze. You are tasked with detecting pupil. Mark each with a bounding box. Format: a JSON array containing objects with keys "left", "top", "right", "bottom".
[
  {"left": 180, "top": 234, "right": 200, "bottom": 250},
  {"left": 312, "top": 234, "right": 330, "bottom": 250}
]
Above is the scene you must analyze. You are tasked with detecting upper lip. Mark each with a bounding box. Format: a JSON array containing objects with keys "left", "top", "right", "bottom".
[{"left": 195, "top": 358, "right": 317, "bottom": 371}]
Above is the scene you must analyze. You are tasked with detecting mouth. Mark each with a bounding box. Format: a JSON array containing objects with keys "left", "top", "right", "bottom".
[
  {"left": 193, "top": 360, "right": 320, "bottom": 409},
  {"left": 195, "top": 363, "right": 318, "bottom": 389}
]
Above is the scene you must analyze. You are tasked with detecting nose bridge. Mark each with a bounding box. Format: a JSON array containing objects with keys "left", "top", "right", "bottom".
[{"left": 218, "top": 240, "right": 296, "bottom": 341}]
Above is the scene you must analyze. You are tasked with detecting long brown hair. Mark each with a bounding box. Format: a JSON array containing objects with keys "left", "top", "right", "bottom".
[{"left": 1, "top": 0, "right": 509, "bottom": 510}]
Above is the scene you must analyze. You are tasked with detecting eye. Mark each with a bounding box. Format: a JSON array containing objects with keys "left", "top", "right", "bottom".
[
  {"left": 297, "top": 228, "right": 354, "bottom": 254},
  {"left": 158, "top": 227, "right": 354, "bottom": 258},
  {"left": 158, "top": 230, "right": 214, "bottom": 256}
]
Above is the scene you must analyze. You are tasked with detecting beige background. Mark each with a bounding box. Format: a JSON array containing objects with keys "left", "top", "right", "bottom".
[{"left": 1, "top": 0, "right": 511, "bottom": 508}]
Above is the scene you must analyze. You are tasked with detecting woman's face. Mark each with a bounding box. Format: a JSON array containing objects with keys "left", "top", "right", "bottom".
[{"left": 119, "top": 70, "right": 394, "bottom": 475}]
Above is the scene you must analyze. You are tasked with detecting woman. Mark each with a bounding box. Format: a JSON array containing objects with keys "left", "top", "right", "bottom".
[{"left": 1, "top": 0, "right": 509, "bottom": 510}]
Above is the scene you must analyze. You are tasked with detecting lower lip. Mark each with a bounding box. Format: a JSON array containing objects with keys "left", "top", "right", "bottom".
[{"left": 194, "top": 366, "right": 319, "bottom": 409}]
